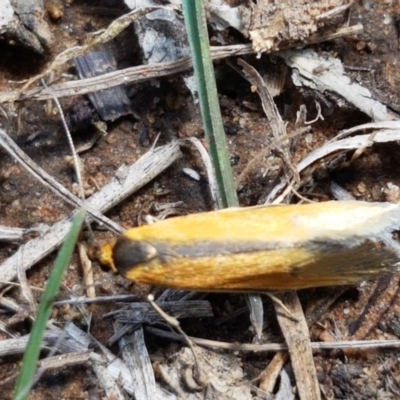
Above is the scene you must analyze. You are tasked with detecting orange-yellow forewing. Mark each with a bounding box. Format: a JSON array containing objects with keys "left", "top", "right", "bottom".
[{"left": 95, "top": 201, "right": 400, "bottom": 291}]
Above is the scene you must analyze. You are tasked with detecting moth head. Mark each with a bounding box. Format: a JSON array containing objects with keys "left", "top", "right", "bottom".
[{"left": 107, "top": 236, "right": 159, "bottom": 277}]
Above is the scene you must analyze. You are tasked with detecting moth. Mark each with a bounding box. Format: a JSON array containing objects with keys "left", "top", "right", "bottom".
[{"left": 93, "top": 201, "right": 400, "bottom": 292}]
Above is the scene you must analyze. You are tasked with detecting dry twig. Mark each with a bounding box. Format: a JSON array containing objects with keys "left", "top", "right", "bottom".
[
  {"left": 0, "top": 25, "right": 362, "bottom": 104},
  {"left": 0, "top": 141, "right": 182, "bottom": 286}
]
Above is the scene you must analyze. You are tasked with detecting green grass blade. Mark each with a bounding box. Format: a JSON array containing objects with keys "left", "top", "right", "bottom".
[
  {"left": 182, "top": 0, "right": 238, "bottom": 208},
  {"left": 181, "top": 0, "right": 264, "bottom": 338},
  {"left": 13, "top": 209, "right": 85, "bottom": 400}
]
